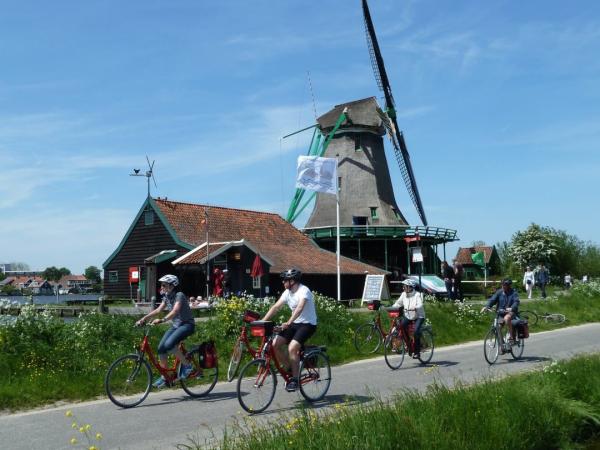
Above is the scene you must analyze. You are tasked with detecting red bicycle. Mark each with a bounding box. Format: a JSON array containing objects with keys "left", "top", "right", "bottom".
[
  {"left": 236, "top": 321, "right": 331, "bottom": 414},
  {"left": 227, "top": 309, "right": 263, "bottom": 382},
  {"left": 383, "top": 307, "right": 434, "bottom": 369},
  {"left": 105, "top": 325, "right": 218, "bottom": 408}
]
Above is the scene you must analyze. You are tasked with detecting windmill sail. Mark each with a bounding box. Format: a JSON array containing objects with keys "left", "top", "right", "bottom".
[{"left": 362, "top": 0, "right": 428, "bottom": 226}]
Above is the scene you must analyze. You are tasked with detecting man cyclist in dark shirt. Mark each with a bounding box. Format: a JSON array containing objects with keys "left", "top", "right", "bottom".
[{"left": 481, "top": 278, "right": 520, "bottom": 343}]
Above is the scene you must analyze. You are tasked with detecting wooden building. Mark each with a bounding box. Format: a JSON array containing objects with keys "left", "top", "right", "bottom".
[{"left": 103, "top": 197, "right": 385, "bottom": 301}]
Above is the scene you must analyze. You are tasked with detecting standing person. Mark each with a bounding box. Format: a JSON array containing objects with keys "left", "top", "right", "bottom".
[
  {"left": 536, "top": 263, "right": 550, "bottom": 299},
  {"left": 453, "top": 260, "right": 464, "bottom": 302},
  {"left": 135, "top": 274, "right": 195, "bottom": 388},
  {"left": 522, "top": 266, "right": 535, "bottom": 299},
  {"left": 564, "top": 273, "right": 572, "bottom": 289},
  {"left": 441, "top": 261, "right": 455, "bottom": 300},
  {"left": 481, "top": 279, "right": 520, "bottom": 343},
  {"left": 261, "top": 268, "right": 317, "bottom": 392},
  {"left": 392, "top": 279, "right": 426, "bottom": 358},
  {"left": 583, "top": 274, "right": 589, "bottom": 283},
  {"left": 212, "top": 267, "right": 224, "bottom": 297}
]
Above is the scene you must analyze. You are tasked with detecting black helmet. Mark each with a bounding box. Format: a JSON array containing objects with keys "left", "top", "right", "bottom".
[
  {"left": 280, "top": 268, "right": 302, "bottom": 281},
  {"left": 502, "top": 278, "right": 513, "bottom": 286}
]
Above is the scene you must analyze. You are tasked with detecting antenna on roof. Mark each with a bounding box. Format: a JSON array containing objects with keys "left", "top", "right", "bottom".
[
  {"left": 130, "top": 156, "right": 158, "bottom": 198},
  {"left": 307, "top": 70, "right": 318, "bottom": 120}
]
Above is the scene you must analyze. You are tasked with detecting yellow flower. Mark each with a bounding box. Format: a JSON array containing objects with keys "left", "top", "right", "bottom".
[
  {"left": 89, "top": 446, "right": 98, "bottom": 450},
  {"left": 80, "top": 427, "right": 85, "bottom": 433},
  {"left": 95, "top": 433, "right": 103, "bottom": 440},
  {"left": 65, "top": 410, "right": 73, "bottom": 417},
  {"left": 85, "top": 424, "right": 92, "bottom": 431},
  {"left": 72, "top": 422, "right": 78, "bottom": 429},
  {"left": 70, "top": 437, "right": 78, "bottom": 445}
]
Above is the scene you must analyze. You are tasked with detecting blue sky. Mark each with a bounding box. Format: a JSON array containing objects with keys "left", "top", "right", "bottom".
[{"left": 1, "top": 0, "right": 599, "bottom": 274}]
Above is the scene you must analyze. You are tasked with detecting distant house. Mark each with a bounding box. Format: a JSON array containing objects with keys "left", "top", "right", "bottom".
[
  {"left": 0, "top": 276, "right": 53, "bottom": 295},
  {"left": 103, "top": 197, "right": 385, "bottom": 301},
  {"left": 58, "top": 275, "right": 92, "bottom": 293},
  {"left": 454, "top": 246, "right": 501, "bottom": 279}
]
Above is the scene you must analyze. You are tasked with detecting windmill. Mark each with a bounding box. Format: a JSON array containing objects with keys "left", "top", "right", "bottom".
[
  {"left": 288, "top": 0, "right": 457, "bottom": 274},
  {"left": 130, "top": 156, "right": 158, "bottom": 198}
]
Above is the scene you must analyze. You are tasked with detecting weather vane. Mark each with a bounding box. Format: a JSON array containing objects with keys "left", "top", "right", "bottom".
[{"left": 130, "top": 156, "right": 157, "bottom": 198}]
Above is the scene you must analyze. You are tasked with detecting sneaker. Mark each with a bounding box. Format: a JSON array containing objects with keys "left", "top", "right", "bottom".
[
  {"left": 412, "top": 353, "right": 420, "bottom": 359},
  {"left": 285, "top": 378, "right": 299, "bottom": 392},
  {"left": 153, "top": 376, "right": 166, "bottom": 389},
  {"left": 178, "top": 364, "right": 194, "bottom": 380}
]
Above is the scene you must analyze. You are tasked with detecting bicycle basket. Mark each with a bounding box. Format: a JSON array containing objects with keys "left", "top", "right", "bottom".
[
  {"left": 243, "top": 309, "right": 261, "bottom": 323},
  {"left": 386, "top": 307, "right": 402, "bottom": 318},
  {"left": 367, "top": 300, "right": 381, "bottom": 311},
  {"left": 249, "top": 320, "right": 274, "bottom": 337}
]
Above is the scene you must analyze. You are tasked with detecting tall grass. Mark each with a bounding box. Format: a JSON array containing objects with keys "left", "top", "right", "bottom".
[{"left": 196, "top": 355, "right": 600, "bottom": 450}]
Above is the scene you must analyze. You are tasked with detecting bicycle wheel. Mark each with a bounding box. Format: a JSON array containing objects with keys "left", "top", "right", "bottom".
[
  {"left": 383, "top": 331, "right": 405, "bottom": 370},
  {"left": 299, "top": 350, "right": 331, "bottom": 402},
  {"left": 519, "top": 310, "right": 538, "bottom": 326},
  {"left": 353, "top": 323, "right": 383, "bottom": 354},
  {"left": 510, "top": 337, "right": 525, "bottom": 360},
  {"left": 418, "top": 329, "right": 434, "bottom": 365},
  {"left": 227, "top": 341, "right": 244, "bottom": 382},
  {"left": 544, "top": 313, "right": 566, "bottom": 324},
  {"left": 105, "top": 354, "right": 152, "bottom": 408},
  {"left": 237, "top": 358, "right": 276, "bottom": 414},
  {"left": 180, "top": 348, "right": 219, "bottom": 398},
  {"left": 483, "top": 329, "right": 500, "bottom": 365}
]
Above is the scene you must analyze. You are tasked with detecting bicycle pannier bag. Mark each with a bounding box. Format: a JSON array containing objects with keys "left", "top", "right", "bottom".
[
  {"left": 518, "top": 320, "right": 529, "bottom": 339},
  {"left": 202, "top": 341, "right": 217, "bottom": 368},
  {"left": 367, "top": 300, "right": 381, "bottom": 311}
]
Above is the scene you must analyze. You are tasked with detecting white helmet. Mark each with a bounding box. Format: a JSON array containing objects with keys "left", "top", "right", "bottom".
[
  {"left": 401, "top": 279, "right": 417, "bottom": 288},
  {"left": 158, "top": 274, "right": 179, "bottom": 286}
]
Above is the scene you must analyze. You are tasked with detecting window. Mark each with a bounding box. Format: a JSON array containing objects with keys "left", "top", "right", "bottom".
[
  {"left": 370, "top": 207, "right": 378, "bottom": 219},
  {"left": 252, "top": 277, "right": 261, "bottom": 289},
  {"left": 354, "top": 135, "right": 362, "bottom": 151},
  {"left": 108, "top": 271, "right": 118, "bottom": 283},
  {"left": 144, "top": 210, "right": 154, "bottom": 225}
]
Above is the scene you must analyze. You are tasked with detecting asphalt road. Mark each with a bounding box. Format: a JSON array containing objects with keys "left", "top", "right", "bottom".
[{"left": 1, "top": 323, "right": 599, "bottom": 450}]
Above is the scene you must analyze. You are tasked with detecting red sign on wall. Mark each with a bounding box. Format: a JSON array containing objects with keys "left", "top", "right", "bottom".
[
  {"left": 404, "top": 235, "right": 421, "bottom": 243},
  {"left": 129, "top": 266, "right": 140, "bottom": 283}
]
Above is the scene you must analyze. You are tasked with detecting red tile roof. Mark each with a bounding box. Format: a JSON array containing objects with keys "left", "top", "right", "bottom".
[
  {"left": 454, "top": 246, "right": 495, "bottom": 265},
  {"left": 154, "top": 198, "right": 384, "bottom": 275}
]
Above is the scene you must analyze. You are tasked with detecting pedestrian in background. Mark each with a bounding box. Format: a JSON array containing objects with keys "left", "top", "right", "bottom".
[
  {"left": 453, "top": 260, "right": 464, "bottom": 302},
  {"left": 441, "top": 261, "right": 454, "bottom": 300},
  {"left": 523, "top": 266, "right": 535, "bottom": 299},
  {"left": 535, "top": 263, "right": 550, "bottom": 299}
]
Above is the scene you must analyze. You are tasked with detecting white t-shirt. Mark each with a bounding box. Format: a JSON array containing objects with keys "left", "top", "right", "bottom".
[
  {"left": 393, "top": 291, "right": 425, "bottom": 320},
  {"left": 281, "top": 284, "right": 317, "bottom": 325}
]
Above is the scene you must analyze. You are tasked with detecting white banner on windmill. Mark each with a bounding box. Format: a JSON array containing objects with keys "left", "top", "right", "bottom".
[{"left": 296, "top": 156, "right": 338, "bottom": 195}]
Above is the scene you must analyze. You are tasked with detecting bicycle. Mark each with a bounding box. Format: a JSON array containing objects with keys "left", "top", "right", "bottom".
[
  {"left": 353, "top": 300, "right": 390, "bottom": 354},
  {"left": 227, "top": 309, "right": 262, "bottom": 382},
  {"left": 236, "top": 320, "right": 331, "bottom": 414},
  {"left": 105, "top": 325, "right": 219, "bottom": 408},
  {"left": 483, "top": 309, "right": 525, "bottom": 365},
  {"left": 517, "top": 310, "right": 566, "bottom": 326},
  {"left": 383, "top": 307, "right": 434, "bottom": 369}
]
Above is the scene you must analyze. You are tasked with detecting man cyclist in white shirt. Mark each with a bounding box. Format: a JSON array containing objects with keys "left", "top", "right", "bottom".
[
  {"left": 392, "top": 278, "right": 426, "bottom": 358},
  {"left": 262, "top": 268, "right": 317, "bottom": 392}
]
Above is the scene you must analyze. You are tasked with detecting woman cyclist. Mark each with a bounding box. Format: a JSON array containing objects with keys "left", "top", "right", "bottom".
[
  {"left": 261, "top": 268, "right": 317, "bottom": 392},
  {"left": 392, "top": 278, "right": 426, "bottom": 358},
  {"left": 135, "top": 274, "right": 195, "bottom": 388}
]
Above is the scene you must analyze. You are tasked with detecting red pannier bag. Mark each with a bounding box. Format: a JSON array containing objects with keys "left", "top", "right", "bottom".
[
  {"left": 367, "top": 300, "right": 381, "bottom": 311},
  {"left": 249, "top": 320, "right": 274, "bottom": 337},
  {"left": 243, "top": 310, "right": 260, "bottom": 323}
]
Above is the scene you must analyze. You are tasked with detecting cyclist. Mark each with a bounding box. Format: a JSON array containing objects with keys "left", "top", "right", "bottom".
[
  {"left": 481, "top": 278, "right": 520, "bottom": 343},
  {"left": 135, "top": 274, "right": 195, "bottom": 388},
  {"left": 261, "top": 268, "right": 317, "bottom": 392},
  {"left": 392, "top": 278, "right": 426, "bottom": 358}
]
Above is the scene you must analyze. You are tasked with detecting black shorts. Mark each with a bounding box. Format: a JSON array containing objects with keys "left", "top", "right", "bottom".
[{"left": 278, "top": 323, "right": 317, "bottom": 346}]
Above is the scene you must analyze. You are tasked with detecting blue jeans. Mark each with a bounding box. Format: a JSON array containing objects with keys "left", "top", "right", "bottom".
[
  {"left": 400, "top": 317, "right": 424, "bottom": 353},
  {"left": 157, "top": 323, "right": 195, "bottom": 356}
]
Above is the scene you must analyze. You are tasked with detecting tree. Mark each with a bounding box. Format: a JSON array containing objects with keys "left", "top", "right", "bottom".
[
  {"left": 42, "top": 266, "right": 68, "bottom": 282},
  {"left": 59, "top": 267, "right": 71, "bottom": 277},
  {"left": 507, "top": 223, "right": 558, "bottom": 269},
  {"left": 84, "top": 266, "right": 102, "bottom": 284}
]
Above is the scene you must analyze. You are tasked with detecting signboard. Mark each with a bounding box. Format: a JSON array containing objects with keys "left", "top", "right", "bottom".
[
  {"left": 361, "top": 274, "right": 390, "bottom": 304},
  {"left": 404, "top": 235, "right": 420, "bottom": 243},
  {"left": 411, "top": 247, "right": 424, "bottom": 263},
  {"left": 129, "top": 266, "right": 140, "bottom": 284}
]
